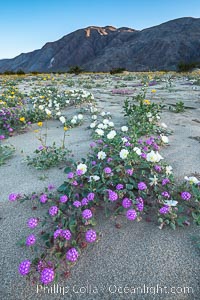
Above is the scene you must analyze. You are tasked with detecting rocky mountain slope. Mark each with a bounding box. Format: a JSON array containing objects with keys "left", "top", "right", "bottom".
[{"left": 0, "top": 17, "right": 200, "bottom": 72}]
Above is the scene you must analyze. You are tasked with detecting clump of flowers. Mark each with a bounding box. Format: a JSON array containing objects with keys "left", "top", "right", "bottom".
[{"left": 8, "top": 84, "right": 200, "bottom": 286}]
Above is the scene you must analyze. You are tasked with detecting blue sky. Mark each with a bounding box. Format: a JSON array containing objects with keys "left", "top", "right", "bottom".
[{"left": 0, "top": 0, "right": 199, "bottom": 59}]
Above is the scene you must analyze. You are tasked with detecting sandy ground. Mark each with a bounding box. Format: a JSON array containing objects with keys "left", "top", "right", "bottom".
[{"left": 0, "top": 74, "right": 200, "bottom": 300}]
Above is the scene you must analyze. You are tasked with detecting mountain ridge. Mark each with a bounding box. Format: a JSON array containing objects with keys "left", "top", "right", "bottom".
[{"left": 0, "top": 17, "right": 200, "bottom": 72}]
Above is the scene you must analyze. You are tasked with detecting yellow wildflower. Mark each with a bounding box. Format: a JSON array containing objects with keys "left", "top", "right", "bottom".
[
  {"left": 19, "top": 117, "right": 25, "bottom": 122},
  {"left": 151, "top": 89, "right": 156, "bottom": 93},
  {"left": 64, "top": 126, "right": 68, "bottom": 131},
  {"left": 37, "top": 122, "right": 43, "bottom": 127},
  {"left": 143, "top": 99, "right": 151, "bottom": 105},
  {"left": 34, "top": 130, "right": 39, "bottom": 133}
]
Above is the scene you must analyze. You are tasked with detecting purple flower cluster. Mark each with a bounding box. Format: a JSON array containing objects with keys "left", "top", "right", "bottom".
[
  {"left": 108, "top": 190, "right": 118, "bottom": 201},
  {"left": 26, "top": 234, "right": 36, "bottom": 246},
  {"left": 40, "top": 268, "right": 55, "bottom": 285},
  {"left": 49, "top": 206, "right": 58, "bottom": 217},
  {"left": 76, "top": 169, "right": 83, "bottom": 176},
  {"left": 40, "top": 194, "right": 48, "bottom": 203},
  {"left": 73, "top": 201, "right": 81, "bottom": 208},
  {"left": 62, "top": 229, "right": 72, "bottom": 240},
  {"left": 162, "top": 178, "right": 170, "bottom": 186},
  {"left": 8, "top": 193, "right": 20, "bottom": 202},
  {"left": 81, "top": 197, "right": 89, "bottom": 206},
  {"left": 18, "top": 260, "right": 31, "bottom": 276},
  {"left": 154, "top": 165, "right": 162, "bottom": 172},
  {"left": 53, "top": 229, "right": 63, "bottom": 239},
  {"left": 159, "top": 206, "right": 170, "bottom": 214},
  {"left": 126, "top": 209, "right": 137, "bottom": 220},
  {"left": 104, "top": 167, "right": 112, "bottom": 174},
  {"left": 82, "top": 209, "right": 93, "bottom": 220},
  {"left": 136, "top": 197, "right": 144, "bottom": 211},
  {"left": 27, "top": 218, "right": 38, "bottom": 229},
  {"left": 66, "top": 248, "right": 79, "bottom": 262},
  {"left": 138, "top": 182, "right": 147, "bottom": 190},
  {"left": 181, "top": 191, "right": 191, "bottom": 201},
  {"left": 87, "top": 192, "right": 95, "bottom": 201},
  {"left": 59, "top": 195, "right": 68, "bottom": 203},
  {"left": 126, "top": 169, "right": 133, "bottom": 176},
  {"left": 67, "top": 172, "right": 74, "bottom": 179},
  {"left": 161, "top": 191, "right": 170, "bottom": 198},
  {"left": 116, "top": 184, "right": 124, "bottom": 190},
  {"left": 122, "top": 198, "right": 132, "bottom": 208},
  {"left": 85, "top": 229, "right": 97, "bottom": 243}
]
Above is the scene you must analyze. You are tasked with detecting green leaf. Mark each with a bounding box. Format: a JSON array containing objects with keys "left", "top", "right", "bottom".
[
  {"left": 170, "top": 222, "right": 176, "bottom": 230},
  {"left": 57, "top": 183, "right": 67, "bottom": 193},
  {"left": 69, "top": 224, "right": 76, "bottom": 233},
  {"left": 126, "top": 184, "right": 134, "bottom": 190},
  {"left": 64, "top": 167, "right": 71, "bottom": 174}
]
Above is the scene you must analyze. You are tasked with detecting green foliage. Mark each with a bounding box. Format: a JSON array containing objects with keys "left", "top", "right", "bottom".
[
  {"left": 110, "top": 68, "right": 126, "bottom": 74},
  {"left": 0, "top": 144, "right": 15, "bottom": 165},
  {"left": 177, "top": 62, "right": 200, "bottom": 72},
  {"left": 169, "top": 101, "right": 185, "bottom": 113},
  {"left": 26, "top": 143, "right": 71, "bottom": 170},
  {"left": 68, "top": 66, "right": 83, "bottom": 75}
]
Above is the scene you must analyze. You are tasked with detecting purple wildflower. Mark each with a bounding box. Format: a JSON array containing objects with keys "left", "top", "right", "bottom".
[
  {"left": 138, "top": 139, "right": 143, "bottom": 144},
  {"left": 59, "top": 195, "right": 68, "bottom": 203},
  {"left": 72, "top": 181, "right": 78, "bottom": 186},
  {"left": 49, "top": 206, "right": 58, "bottom": 217},
  {"left": 153, "top": 143, "right": 159, "bottom": 151},
  {"left": 87, "top": 192, "right": 95, "bottom": 201},
  {"left": 76, "top": 169, "right": 83, "bottom": 176},
  {"left": 73, "top": 201, "right": 81, "bottom": 208},
  {"left": 85, "top": 229, "right": 97, "bottom": 243},
  {"left": 8, "top": 193, "right": 19, "bottom": 202},
  {"left": 126, "top": 209, "right": 137, "bottom": 221},
  {"left": 18, "top": 260, "right": 31, "bottom": 276},
  {"left": 122, "top": 198, "right": 132, "bottom": 208},
  {"left": 154, "top": 165, "right": 162, "bottom": 172},
  {"left": 53, "top": 229, "right": 63, "bottom": 239},
  {"left": 181, "top": 191, "right": 191, "bottom": 201},
  {"left": 0, "top": 135, "right": 5, "bottom": 140},
  {"left": 159, "top": 206, "right": 170, "bottom": 214},
  {"left": 27, "top": 218, "right": 38, "bottom": 229},
  {"left": 81, "top": 197, "right": 89, "bottom": 206},
  {"left": 126, "top": 169, "right": 133, "bottom": 176},
  {"left": 136, "top": 197, "right": 144, "bottom": 211},
  {"left": 82, "top": 209, "right": 93, "bottom": 220},
  {"left": 48, "top": 184, "right": 55, "bottom": 190},
  {"left": 116, "top": 184, "right": 124, "bottom": 190},
  {"left": 138, "top": 182, "right": 147, "bottom": 190},
  {"left": 37, "top": 260, "right": 45, "bottom": 272},
  {"left": 146, "top": 138, "right": 153, "bottom": 145},
  {"left": 26, "top": 234, "right": 36, "bottom": 246},
  {"left": 66, "top": 248, "right": 79, "bottom": 262},
  {"left": 40, "top": 268, "right": 55, "bottom": 285},
  {"left": 61, "top": 229, "right": 71, "bottom": 240},
  {"left": 40, "top": 194, "right": 48, "bottom": 203},
  {"left": 67, "top": 172, "right": 74, "bottom": 179},
  {"left": 161, "top": 191, "right": 170, "bottom": 198},
  {"left": 107, "top": 157, "right": 113, "bottom": 163},
  {"left": 162, "top": 178, "right": 170, "bottom": 186},
  {"left": 90, "top": 142, "right": 96, "bottom": 148},
  {"left": 108, "top": 190, "right": 118, "bottom": 201},
  {"left": 91, "top": 160, "right": 97, "bottom": 166},
  {"left": 104, "top": 167, "right": 112, "bottom": 174},
  {"left": 141, "top": 153, "right": 147, "bottom": 159}
]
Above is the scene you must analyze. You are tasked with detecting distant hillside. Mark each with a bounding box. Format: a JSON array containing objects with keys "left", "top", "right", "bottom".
[{"left": 0, "top": 17, "right": 200, "bottom": 72}]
